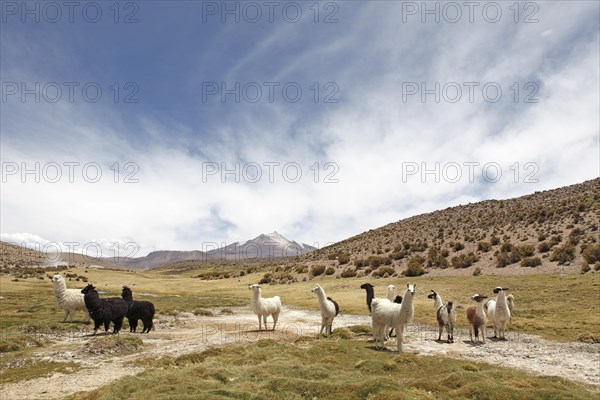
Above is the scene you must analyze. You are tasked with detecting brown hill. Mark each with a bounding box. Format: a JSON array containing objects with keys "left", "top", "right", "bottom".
[
  {"left": 301, "top": 178, "right": 600, "bottom": 278},
  {"left": 0, "top": 241, "right": 125, "bottom": 279}
]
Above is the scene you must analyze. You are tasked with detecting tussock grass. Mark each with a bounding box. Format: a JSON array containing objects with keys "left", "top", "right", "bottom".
[
  {"left": 66, "top": 333, "right": 598, "bottom": 400},
  {"left": 0, "top": 358, "right": 81, "bottom": 384}
]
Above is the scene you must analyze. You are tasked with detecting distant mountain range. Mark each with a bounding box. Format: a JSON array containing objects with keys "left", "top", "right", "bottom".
[{"left": 109, "top": 231, "right": 316, "bottom": 270}]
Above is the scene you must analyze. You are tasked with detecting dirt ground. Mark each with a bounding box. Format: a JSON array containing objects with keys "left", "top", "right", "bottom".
[{"left": 1, "top": 308, "right": 599, "bottom": 399}]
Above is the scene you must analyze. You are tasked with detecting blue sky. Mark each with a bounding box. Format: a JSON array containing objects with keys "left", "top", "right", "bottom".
[{"left": 1, "top": 1, "right": 599, "bottom": 257}]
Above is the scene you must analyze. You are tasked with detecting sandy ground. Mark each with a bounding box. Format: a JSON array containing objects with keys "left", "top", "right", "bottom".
[{"left": 1, "top": 308, "right": 599, "bottom": 399}]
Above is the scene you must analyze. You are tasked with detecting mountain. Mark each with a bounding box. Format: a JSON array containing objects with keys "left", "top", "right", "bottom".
[
  {"left": 111, "top": 232, "right": 316, "bottom": 270},
  {"left": 207, "top": 231, "right": 317, "bottom": 260}
]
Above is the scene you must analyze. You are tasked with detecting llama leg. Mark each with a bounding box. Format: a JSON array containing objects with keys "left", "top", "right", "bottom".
[
  {"left": 84, "top": 310, "right": 90, "bottom": 323},
  {"left": 438, "top": 325, "right": 443, "bottom": 341},
  {"left": 63, "top": 309, "right": 69, "bottom": 322},
  {"left": 481, "top": 325, "right": 486, "bottom": 343},
  {"left": 263, "top": 315, "right": 268, "bottom": 330},
  {"left": 146, "top": 319, "right": 153, "bottom": 333},
  {"left": 272, "top": 312, "right": 279, "bottom": 331},
  {"left": 257, "top": 315, "right": 262, "bottom": 331},
  {"left": 396, "top": 328, "right": 403, "bottom": 353},
  {"left": 469, "top": 326, "right": 473, "bottom": 342}
]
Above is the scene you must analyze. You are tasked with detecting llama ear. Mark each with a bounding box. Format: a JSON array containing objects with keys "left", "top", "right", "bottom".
[{"left": 503, "top": 287, "right": 509, "bottom": 291}]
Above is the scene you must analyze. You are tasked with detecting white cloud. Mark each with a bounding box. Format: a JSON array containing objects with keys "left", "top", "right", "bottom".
[{"left": 1, "top": 1, "right": 598, "bottom": 254}]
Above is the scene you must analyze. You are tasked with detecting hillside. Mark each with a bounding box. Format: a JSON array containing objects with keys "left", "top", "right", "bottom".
[
  {"left": 302, "top": 178, "right": 599, "bottom": 278},
  {"left": 0, "top": 241, "right": 125, "bottom": 279}
]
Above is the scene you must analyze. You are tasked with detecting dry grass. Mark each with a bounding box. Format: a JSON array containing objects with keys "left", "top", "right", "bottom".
[{"left": 66, "top": 333, "right": 598, "bottom": 400}]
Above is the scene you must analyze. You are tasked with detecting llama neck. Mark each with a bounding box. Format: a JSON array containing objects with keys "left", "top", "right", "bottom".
[
  {"left": 84, "top": 293, "right": 102, "bottom": 312},
  {"left": 496, "top": 291, "right": 508, "bottom": 311},
  {"left": 364, "top": 287, "right": 374, "bottom": 311},
  {"left": 316, "top": 289, "right": 328, "bottom": 307},
  {"left": 497, "top": 291, "right": 507, "bottom": 305},
  {"left": 53, "top": 280, "right": 66, "bottom": 293},
  {"left": 476, "top": 301, "right": 486, "bottom": 319},
  {"left": 400, "top": 290, "right": 415, "bottom": 317},
  {"left": 251, "top": 289, "right": 262, "bottom": 306},
  {"left": 433, "top": 294, "right": 443, "bottom": 311},
  {"left": 387, "top": 286, "right": 395, "bottom": 301}
]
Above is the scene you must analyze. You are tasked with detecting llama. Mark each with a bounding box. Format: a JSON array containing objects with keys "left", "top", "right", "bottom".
[
  {"left": 506, "top": 294, "right": 515, "bottom": 324},
  {"left": 121, "top": 286, "right": 155, "bottom": 333},
  {"left": 360, "top": 283, "right": 396, "bottom": 339},
  {"left": 487, "top": 287, "right": 511, "bottom": 340},
  {"left": 371, "top": 283, "right": 416, "bottom": 352},
  {"left": 248, "top": 284, "right": 281, "bottom": 331},
  {"left": 311, "top": 284, "right": 339, "bottom": 335},
  {"left": 387, "top": 285, "right": 396, "bottom": 301},
  {"left": 466, "top": 294, "right": 488, "bottom": 343},
  {"left": 81, "top": 284, "right": 129, "bottom": 334},
  {"left": 360, "top": 283, "right": 378, "bottom": 313},
  {"left": 50, "top": 275, "right": 90, "bottom": 323},
  {"left": 427, "top": 290, "right": 456, "bottom": 343}
]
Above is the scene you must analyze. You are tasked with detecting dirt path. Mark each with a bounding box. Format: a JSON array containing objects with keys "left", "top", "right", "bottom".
[{"left": 2, "top": 308, "right": 599, "bottom": 399}]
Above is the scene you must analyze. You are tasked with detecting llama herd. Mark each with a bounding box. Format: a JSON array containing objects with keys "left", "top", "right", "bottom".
[
  {"left": 246, "top": 281, "right": 515, "bottom": 352},
  {"left": 50, "top": 275, "right": 155, "bottom": 335},
  {"left": 51, "top": 274, "right": 514, "bottom": 353}
]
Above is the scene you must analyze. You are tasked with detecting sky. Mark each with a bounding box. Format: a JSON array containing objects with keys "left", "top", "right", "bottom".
[{"left": 1, "top": 0, "right": 599, "bottom": 258}]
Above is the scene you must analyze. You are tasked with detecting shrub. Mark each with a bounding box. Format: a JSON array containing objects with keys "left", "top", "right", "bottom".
[
  {"left": 569, "top": 228, "right": 584, "bottom": 245},
  {"left": 452, "top": 242, "right": 465, "bottom": 251},
  {"left": 548, "top": 235, "right": 561, "bottom": 247},
  {"left": 310, "top": 265, "right": 326, "bottom": 277},
  {"left": 472, "top": 267, "right": 482, "bottom": 276},
  {"left": 451, "top": 253, "right": 478, "bottom": 269},
  {"left": 580, "top": 262, "right": 591, "bottom": 274},
  {"left": 477, "top": 242, "right": 492, "bottom": 252},
  {"left": 325, "top": 267, "right": 336, "bottom": 276},
  {"left": 340, "top": 268, "right": 357, "bottom": 278},
  {"left": 404, "top": 255, "right": 426, "bottom": 277},
  {"left": 365, "top": 256, "right": 386, "bottom": 269},
  {"left": 550, "top": 244, "right": 576, "bottom": 265},
  {"left": 515, "top": 244, "right": 535, "bottom": 258},
  {"left": 337, "top": 253, "right": 351, "bottom": 265},
  {"left": 521, "top": 257, "right": 542, "bottom": 268},
  {"left": 259, "top": 274, "right": 272, "bottom": 284},
  {"left": 294, "top": 265, "right": 308, "bottom": 274},
  {"left": 409, "top": 242, "right": 428, "bottom": 252},
  {"left": 500, "top": 242, "right": 514, "bottom": 253},
  {"left": 582, "top": 244, "right": 600, "bottom": 264},
  {"left": 426, "top": 247, "right": 449, "bottom": 269},
  {"left": 490, "top": 236, "right": 500, "bottom": 245},
  {"left": 538, "top": 241, "right": 551, "bottom": 253},
  {"left": 496, "top": 253, "right": 511, "bottom": 268},
  {"left": 372, "top": 266, "right": 396, "bottom": 278}
]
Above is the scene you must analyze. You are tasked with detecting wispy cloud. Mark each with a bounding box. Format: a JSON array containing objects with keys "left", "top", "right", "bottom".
[{"left": 1, "top": 1, "right": 598, "bottom": 255}]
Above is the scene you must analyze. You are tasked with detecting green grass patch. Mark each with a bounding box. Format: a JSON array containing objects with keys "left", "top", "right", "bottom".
[
  {"left": 66, "top": 335, "right": 598, "bottom": 400},
  {"left": 83, "top": 335, "right": 144, "bottom": 356},
  {"left": 0, "top": 358, "right": 81, "bottom": 384}
]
